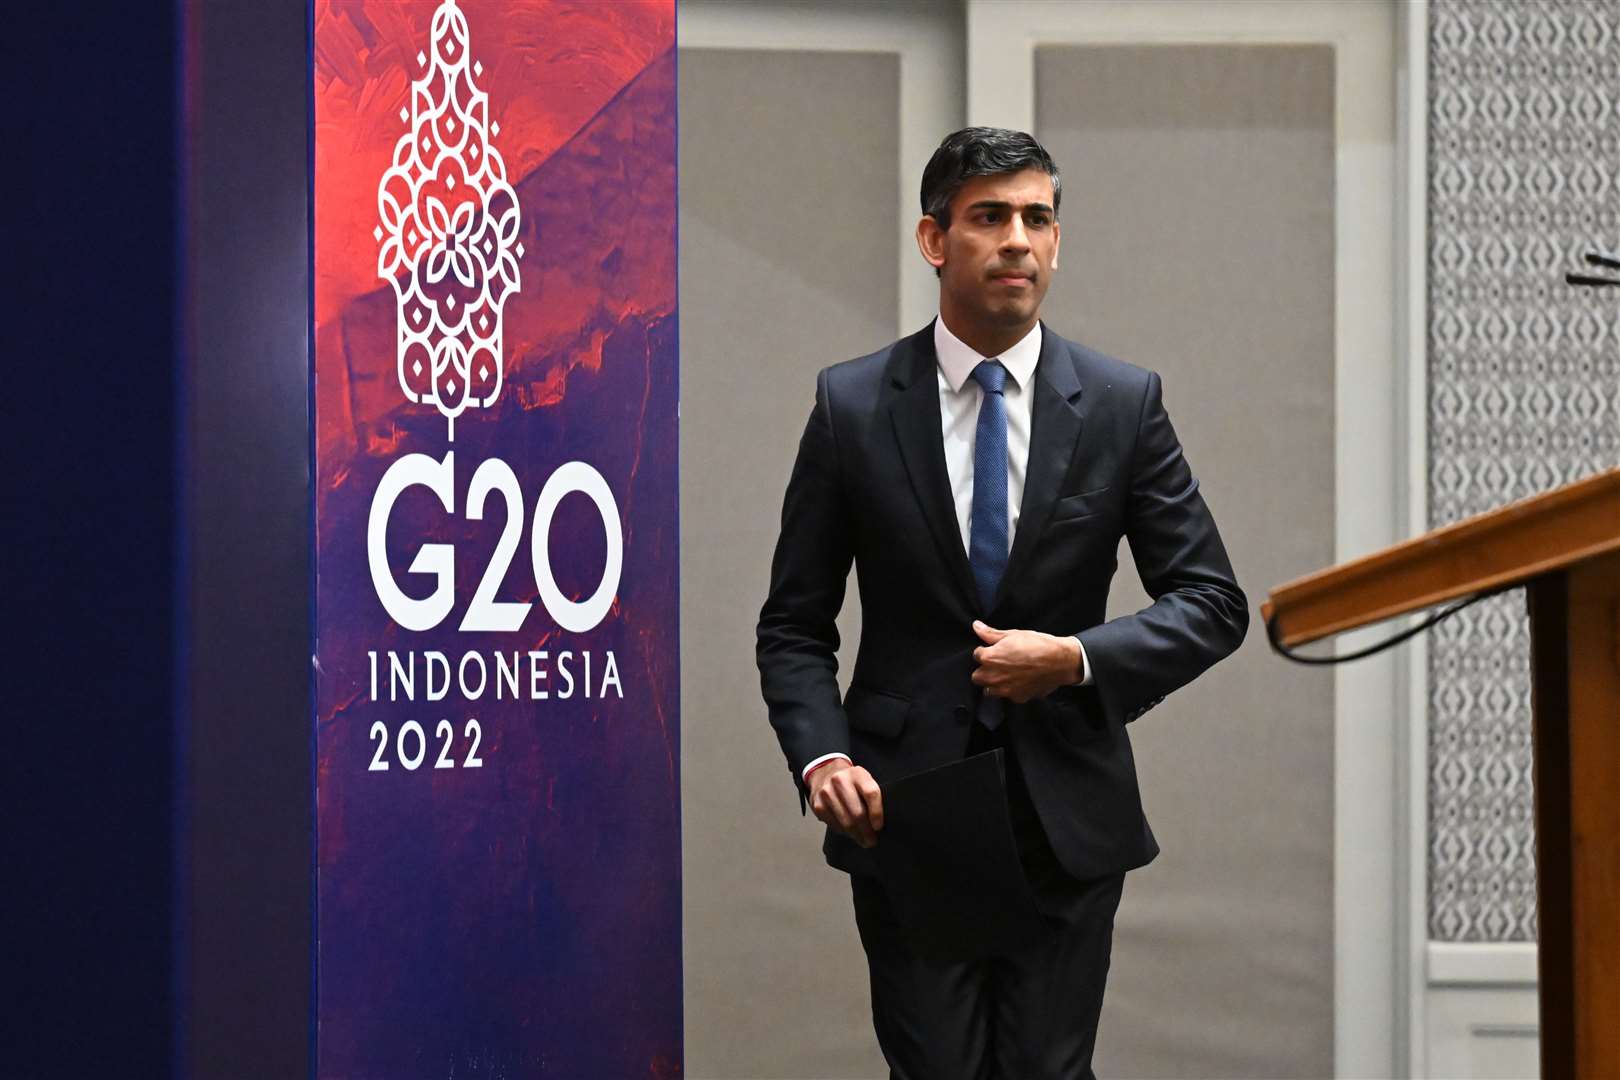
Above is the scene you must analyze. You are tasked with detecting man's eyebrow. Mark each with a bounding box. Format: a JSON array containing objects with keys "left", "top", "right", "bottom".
[{"left": 964, "top": 199, "right": 1056, "bottom": 215}]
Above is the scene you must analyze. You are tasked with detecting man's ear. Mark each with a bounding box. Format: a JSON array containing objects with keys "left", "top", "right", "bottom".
[
  {"left": 1051, "top": 219, "right": 1061, "bottom": 271},
  {"left": 915, "top": 215, "right": 946, "bottom": 271}
]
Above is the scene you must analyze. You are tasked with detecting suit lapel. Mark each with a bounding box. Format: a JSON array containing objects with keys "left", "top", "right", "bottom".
[
  {"left": 888, "top": 323, "right": 980, "bottom": 614},
  {"left": 994, "top": 324, "right": 1085, "bottom": 611}
]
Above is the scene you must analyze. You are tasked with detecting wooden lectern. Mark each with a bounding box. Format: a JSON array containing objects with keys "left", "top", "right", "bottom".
[{"left": 1263, "top": 466, "right": 1620, "bottom": 1080}]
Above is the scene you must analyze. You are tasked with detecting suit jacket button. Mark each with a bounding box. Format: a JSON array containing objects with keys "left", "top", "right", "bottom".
[{"left": 954, "top": 706, "right": 969, "bottom": 721}]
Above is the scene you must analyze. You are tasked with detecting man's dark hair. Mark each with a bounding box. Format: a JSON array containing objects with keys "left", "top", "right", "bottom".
[{"left": 920, "top": 127, "right": 1062, "bottom": 229}]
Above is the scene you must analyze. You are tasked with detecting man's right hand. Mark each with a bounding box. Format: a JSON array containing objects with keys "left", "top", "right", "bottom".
[{"left": 806, "top": 759, "right": 884, "bottom": 849}]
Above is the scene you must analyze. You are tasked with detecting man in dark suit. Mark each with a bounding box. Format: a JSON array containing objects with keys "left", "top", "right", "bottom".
[{"left": 756, "top": 127, "right": 1248, "bottom": 1079}]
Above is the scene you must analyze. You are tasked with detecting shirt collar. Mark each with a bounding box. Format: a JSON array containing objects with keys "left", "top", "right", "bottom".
[{"left": 934, "top": 314, "right": 1042, "bottom": 393}]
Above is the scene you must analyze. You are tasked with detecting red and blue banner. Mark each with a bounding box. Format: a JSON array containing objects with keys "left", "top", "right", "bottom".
[{"left": 311, "top": 1, "right": 679, "bottom": 1073}]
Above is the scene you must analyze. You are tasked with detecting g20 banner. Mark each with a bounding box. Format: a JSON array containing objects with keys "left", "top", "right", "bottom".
[{"left": 311, "top": 1, "right": 679, "bottom": 1073}]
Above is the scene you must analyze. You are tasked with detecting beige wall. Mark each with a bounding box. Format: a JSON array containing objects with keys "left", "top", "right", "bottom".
[
  {"left": 679, "top": 47, "right": 896, "bottom": 1079},
  {"left": 1036, "top": 44, "right": 1337, "bottom": 1078}
]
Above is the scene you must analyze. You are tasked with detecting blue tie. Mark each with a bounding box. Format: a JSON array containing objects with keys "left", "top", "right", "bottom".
[{"left": 969, "top": 360, "right": 1009, "bottom": 730}]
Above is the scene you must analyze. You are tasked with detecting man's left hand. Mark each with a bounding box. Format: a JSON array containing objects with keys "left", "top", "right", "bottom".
[{"left": 970, "top": 620, "right": 1083, "bottom": 704}]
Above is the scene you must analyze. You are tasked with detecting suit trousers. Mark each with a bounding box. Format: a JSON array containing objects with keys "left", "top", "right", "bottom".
[{"left": 850, "top": 718, "right": 1127, "bottom": 1080}]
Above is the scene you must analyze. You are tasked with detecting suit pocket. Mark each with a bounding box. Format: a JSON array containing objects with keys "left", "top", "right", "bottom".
[
  {"left": 843, "top": 685, "right": 911, "bottom": 738},
  {"left": 1049, "top": 484, "right": 1112, "bottom": 524},
  {"left": 1036, "top": 690, "right": 1113, "bottom": 751}
]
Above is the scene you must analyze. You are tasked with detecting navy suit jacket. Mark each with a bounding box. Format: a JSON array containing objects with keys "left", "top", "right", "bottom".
[{"left": 755, "top": 319, "right": 1249, "bottom": 880}]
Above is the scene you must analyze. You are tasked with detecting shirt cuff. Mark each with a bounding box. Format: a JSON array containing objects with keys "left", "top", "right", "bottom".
[
  {"left": 802, "top": 752, "right": 852, "bottom": 783},
  {"left": 1072, "top": 636, "right": 1093, "bottom": 686}
]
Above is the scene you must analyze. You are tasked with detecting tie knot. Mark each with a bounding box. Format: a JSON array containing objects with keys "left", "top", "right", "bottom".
[{"left": 971, "top": 359, "right": 1007, "bottom": 395}]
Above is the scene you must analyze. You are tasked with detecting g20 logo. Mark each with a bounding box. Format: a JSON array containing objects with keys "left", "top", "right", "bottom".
[
  {"left": 368, "top": 451, "right": 622, "bottom": 634},
  {"left": 365, "top": 4, "right": 621, "bottom": 641}
]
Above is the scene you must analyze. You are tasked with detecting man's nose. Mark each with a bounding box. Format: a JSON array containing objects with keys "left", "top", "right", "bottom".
[{"left": 1001, "top": 216, "right": 1031, "bottom": 253}]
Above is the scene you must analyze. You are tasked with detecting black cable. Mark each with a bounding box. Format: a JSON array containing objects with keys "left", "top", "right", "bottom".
[
  {"left": 1265, "top": 582, "right": 1519, "bottom": 666},
  {"left": 1565, "top": 247, "right": 1618, "bottom": 287}
]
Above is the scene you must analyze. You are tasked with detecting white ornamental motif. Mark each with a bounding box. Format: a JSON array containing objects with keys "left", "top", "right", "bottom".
[{"left": 376, "top": 0, "right": 524, "bottom": 441}]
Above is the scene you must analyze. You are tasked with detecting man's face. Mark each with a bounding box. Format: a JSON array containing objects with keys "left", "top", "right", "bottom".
[{"left": 920, "top": 168, "right": 1061, "bottom": 330}]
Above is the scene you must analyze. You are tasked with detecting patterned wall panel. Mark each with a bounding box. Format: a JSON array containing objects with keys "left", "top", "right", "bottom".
[{"left": 1427, "top": 0, "right": 1619, "bottom": 941}]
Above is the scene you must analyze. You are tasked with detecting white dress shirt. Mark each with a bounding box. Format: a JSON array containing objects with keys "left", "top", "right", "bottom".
[{"left": 802, "top": 316, "right": 1093, "bottom": 783}]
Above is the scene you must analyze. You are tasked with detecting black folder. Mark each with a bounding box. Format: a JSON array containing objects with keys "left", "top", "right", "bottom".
[{"left": 871, "top": 749, "right": 1045, "bottom": 963}]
